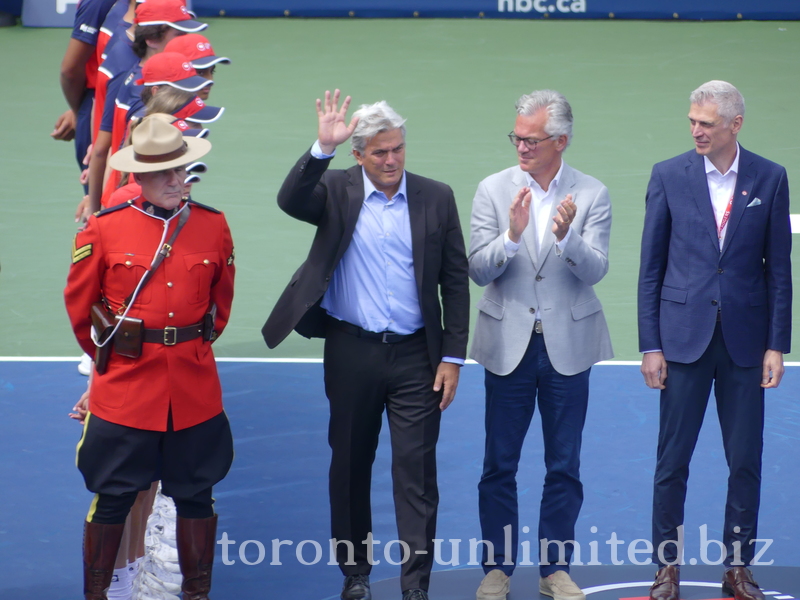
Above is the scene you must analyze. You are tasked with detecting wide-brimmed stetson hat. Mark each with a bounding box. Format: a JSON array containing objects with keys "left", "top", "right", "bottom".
[{"left": 109, "top": 115, "right": 211, "bottom": 173}]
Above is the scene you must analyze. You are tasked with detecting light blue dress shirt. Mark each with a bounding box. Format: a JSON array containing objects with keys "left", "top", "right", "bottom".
[
  {"left": 311, "top": 141, "right": 463, "bottom": 365},
  {"left": 321, "top": 167, "right": 424, "bottom": 335}
]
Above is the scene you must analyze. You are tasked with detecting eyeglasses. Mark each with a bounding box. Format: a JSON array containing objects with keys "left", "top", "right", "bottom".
[{"left": 508, "top": 132, "right": 553, "bottom": 149}]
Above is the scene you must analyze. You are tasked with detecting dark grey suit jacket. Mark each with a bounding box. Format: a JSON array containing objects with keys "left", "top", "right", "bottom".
[{"left": 262, "top": 150, "right": 470, "bottom": 371}]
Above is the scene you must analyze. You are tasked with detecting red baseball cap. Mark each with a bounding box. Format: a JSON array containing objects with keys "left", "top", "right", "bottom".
[
  {"left": 165, "top": 34, "right": 231, "bottom": 70},
  {"left": 134, "top": 0, "right": 207, "bottom": 33},
  {"left": 173, "top": 96, "right": 225, "bottom": 124},
  {"left": 136, "top": 52, "right": 212, "bottom": 92}
]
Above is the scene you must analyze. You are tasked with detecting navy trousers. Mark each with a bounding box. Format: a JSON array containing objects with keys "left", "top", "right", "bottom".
[
  {"left": 652, "top": 322, "right": 764, "bottom": 566},
  {"left": 478, "top": 330, "right": 590, "bottom": 577}
]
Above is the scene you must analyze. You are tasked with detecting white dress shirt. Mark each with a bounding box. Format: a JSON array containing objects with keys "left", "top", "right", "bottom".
[
  {"left": 503, "top": 162, "right": 571, "bottom": 258},
  {"left": 704, "top": 143, "right": 740, "bottom": 250}
]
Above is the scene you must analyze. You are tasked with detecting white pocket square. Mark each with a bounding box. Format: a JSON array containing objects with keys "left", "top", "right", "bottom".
[{"left": 746, "top": 197, "right": 762, "bottom": 207}]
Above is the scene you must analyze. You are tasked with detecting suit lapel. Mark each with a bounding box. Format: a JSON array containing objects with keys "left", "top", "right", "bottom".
[
  {"left": 721, "top": 147, "right": 755, "bottom": 256},
  {"left": 337, "top": 167, "right": 366, "bottom": 265},
  {"left": 687, "top": 153, "right": 720, "bottom": 251},
  {"left": 406, "top": 173, "right": 426, "bottom": 293}
]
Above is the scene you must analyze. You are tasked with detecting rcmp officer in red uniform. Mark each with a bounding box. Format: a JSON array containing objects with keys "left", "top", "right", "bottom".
[{"left": 64, "top": 114, "right": 235, "bottom": 600}]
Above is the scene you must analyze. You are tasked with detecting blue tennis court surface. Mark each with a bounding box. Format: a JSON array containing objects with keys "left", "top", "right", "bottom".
[{"left": 1, "top": 361, "right": 798, "bottom": 599}]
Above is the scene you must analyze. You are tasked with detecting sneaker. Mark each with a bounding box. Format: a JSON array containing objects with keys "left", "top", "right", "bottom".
[
  {"left": 539, "top": 570, "right": 586, "bottom": 600},
  {"left": 78, "top": 353, "right": 92, "bottom": 376},
  {"left": 476, "top": 569, "right": 510, "bottom": 600}
]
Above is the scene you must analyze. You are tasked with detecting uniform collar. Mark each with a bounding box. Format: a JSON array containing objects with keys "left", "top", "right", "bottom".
[{"left": 132, "top": 195, "right": 186, "bottom": 220}]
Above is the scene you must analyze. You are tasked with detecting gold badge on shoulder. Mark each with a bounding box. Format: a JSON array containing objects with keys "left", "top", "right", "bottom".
[{"left": 72, "top": 238, "right": 93, "bottom": 263}]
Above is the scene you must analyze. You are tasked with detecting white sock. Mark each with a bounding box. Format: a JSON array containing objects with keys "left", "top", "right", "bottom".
[
  {"left": 128, "top": 556, "right": 142, "bottom": 577},
  {"left": 107, "top": 566, "right": 132, "bottom": 600}
]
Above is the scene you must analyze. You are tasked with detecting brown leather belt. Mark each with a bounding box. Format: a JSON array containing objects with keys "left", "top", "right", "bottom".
[
  {"left": 329, "top": 318, "right": 424, "bottom": 344},
  {"left": 143, "top": 322, "right": 204, "bottom": 346}
]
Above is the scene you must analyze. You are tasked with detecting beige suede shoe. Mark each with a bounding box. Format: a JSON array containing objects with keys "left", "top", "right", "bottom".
[
  {"left": 476, "top": 569, "right": 510, "bottom": 600},
  {"left": 539, "top": 570, "right": 586, "bottom": 600}
]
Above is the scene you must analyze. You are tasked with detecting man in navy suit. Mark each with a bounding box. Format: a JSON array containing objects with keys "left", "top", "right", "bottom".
[{"left": 638, "top": 81, "right": 791, "bottom": 600}]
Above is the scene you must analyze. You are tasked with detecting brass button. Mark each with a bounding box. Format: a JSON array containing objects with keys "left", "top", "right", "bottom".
[
  {"left": 167, "top": 282, "right": 173, "bottom": 287},
  {"left": 168, "top": 312, "right": 174, "bottom": 318},
  {"left": 125, "top": 260, "right": 132, "bottom": 266},
  {"left": 203, "top": 259, "right": 210, "bottom": 265}
]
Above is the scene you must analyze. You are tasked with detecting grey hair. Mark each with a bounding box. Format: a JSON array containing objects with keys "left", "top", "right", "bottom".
[
  {"left": 350, "top": 101, "right": 407, "bottom": 154},
  {"left": 515, "top": 89, "right": 573, "bottom": 148},
  {"left": 690, "top": 80, "right": 745, "bottom": 124}
]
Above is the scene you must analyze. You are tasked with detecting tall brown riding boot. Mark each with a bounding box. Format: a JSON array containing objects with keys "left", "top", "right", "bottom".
[
  {"left": 177, "top": 514, "right": 218, "bottom": 600},
  {"left": 83, "top": 521, "right": 126, "bottom": 600}
]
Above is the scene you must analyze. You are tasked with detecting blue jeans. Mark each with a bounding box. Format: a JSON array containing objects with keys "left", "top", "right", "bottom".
[{"left": 478, "top": 330, "right": 590, "bottom": 577}]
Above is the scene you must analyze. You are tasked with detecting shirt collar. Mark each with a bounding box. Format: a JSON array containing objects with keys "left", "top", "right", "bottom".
[
  {"left": 523, "top": 160, "right": 564, "bottom": 195},
  {"left": 704, "top": 143, "right": 740, "bottom": 177},
  {"left": 362, "top": 167, "right": 407, "bottom": 203}
]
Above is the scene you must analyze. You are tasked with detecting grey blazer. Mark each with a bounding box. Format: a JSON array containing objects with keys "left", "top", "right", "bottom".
[{"left": 468, "top": 162, "right": 614, "bottom": 376}]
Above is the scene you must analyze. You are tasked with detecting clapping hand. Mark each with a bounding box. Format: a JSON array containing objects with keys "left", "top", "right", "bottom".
[
  {"left": 317, "top": 89, "right": 359, "bottom": 155},
  {"left": 552, "top": 194, "right": 576, "bottom": 242},
  {"left": 508, "top": 187, "right": 531, "bottom": 243}
]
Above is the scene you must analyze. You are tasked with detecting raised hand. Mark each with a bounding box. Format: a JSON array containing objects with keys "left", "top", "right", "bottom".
[
  {"left": 317, "top": 89, "right": 359, "bottom": 155},
  {"left": 508, "top": 187, "right": 531, "bottom": 243}
]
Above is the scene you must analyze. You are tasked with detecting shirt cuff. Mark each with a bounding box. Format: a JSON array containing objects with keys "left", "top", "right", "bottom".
[
  {"left": 442, "top": 356, "right": 465, "bottom": 366},
  {"left": 311, "top": 140, "right": 336, "bottom": 159},
  {"left": 503, "top": 230, "right": 520, "bottom": 258},
  {"left": 642, "top": 349, "right": 663, "bottom": 354},
  {"left": 555, "top": 227, "right": 572, "bottom": 255}
]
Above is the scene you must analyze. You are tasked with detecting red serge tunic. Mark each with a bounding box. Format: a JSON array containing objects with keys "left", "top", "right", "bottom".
[{"left": 64, "top": 197, "right": 235, "bottom": 432}]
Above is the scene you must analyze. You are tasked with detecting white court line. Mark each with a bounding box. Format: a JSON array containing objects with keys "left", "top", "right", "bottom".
[
  {"left": 2, "top": 357, "right": 800, "bottom": 367},
  {"left": 791, "top": 214, "right": 800, "bottom": 233},
  {"left": 584, "top": 580, "right": 728, "bottom": 594}
]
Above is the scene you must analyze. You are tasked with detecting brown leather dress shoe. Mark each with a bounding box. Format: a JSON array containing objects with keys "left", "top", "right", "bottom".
[
  {"left": 649, "top": 565, "right": 679, "bottom": 600},
  {"left": 722, "top": 567, "right": 765, "bottom": 600}
]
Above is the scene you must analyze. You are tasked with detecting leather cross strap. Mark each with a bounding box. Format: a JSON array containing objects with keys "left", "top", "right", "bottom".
[{"left": 119, "top": 205, "right": 191, "bottom": 313}]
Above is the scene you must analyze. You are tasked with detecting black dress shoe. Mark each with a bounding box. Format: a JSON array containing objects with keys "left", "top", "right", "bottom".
[
  {"left": 402, "top": 589, "right": 429, "bottom": 600},
  {"left": 342, "top": 574, "right": 371, "bottom": 600},
  {"left": 722, "top": 567, "right": 765, "bottom": 600}
]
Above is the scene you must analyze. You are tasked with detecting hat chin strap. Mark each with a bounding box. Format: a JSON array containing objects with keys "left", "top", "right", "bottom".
[{"left": 134, "top": 142, "right": 188, "bottom": 164}]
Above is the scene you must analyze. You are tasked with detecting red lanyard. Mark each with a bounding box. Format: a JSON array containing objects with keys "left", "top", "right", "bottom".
[{"left": 718, "top": 194, "right": 734, "bottom": 240}]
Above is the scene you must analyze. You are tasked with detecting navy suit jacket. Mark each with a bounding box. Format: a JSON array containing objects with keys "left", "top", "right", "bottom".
[{"left": 638, "top": 146, "right": 792, "bottom": 367}]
